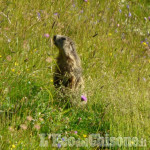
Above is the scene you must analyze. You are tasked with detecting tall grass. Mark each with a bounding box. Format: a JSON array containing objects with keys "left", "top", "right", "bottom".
[{"left": 0, "top": 0, "right": 150, "bottom": 149}]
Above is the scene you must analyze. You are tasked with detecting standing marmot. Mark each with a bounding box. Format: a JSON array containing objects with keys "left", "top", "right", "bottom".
[{"left": 53, "top": 35, "right": 84, "bottom": 91}]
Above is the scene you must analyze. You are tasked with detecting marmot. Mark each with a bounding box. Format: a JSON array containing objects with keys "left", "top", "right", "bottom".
[{"left": 53, "top": 35, "right": 84, "bottom": 91}]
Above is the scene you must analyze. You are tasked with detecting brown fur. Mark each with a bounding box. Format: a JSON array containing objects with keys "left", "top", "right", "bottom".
[{"left": 53, "top": 35, "right": 84, "bottom": 91}]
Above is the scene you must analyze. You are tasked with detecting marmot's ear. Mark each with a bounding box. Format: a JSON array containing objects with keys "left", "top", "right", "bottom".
[{"left": 70, "top": 41, "right": 76, "bottom": 51}]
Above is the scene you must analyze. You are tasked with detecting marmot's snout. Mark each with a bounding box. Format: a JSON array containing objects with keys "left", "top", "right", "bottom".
[{"left": 53, "top": 35, "right": 67, "bottom": 48}]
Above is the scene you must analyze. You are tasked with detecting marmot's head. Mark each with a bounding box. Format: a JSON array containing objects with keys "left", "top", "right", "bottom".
[{"left": 53, "top": 35, "right": 77, "bottom": 58}]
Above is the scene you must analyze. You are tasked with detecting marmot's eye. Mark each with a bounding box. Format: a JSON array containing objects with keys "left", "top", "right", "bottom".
[{"left": 61, "top": 37, "right": 66, "bottom": 41}]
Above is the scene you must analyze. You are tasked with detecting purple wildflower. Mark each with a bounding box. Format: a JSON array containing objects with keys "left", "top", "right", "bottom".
[
  {"left": 80, "top": 10, "right": 84, "bottom": 13},
  {"left": 73, "top": 4, "right": 75, "bottom": 8},
  {"left": 127, "top": 5, "right": 129, "bottom": 9},
  {"left": 58, "top": 143, "right": 61, "bottom": 148},
  {"left": 37, "top": 12, "right": 41, "bottom": 19},
  {"left": 62, "top": 138, "right": 65, "bottom": 141},
  {"left": 144, "top": 17, "right": 147, "bottom": 21},
  {"left": 44, "top": 33, "right": 50, "bottom": 38},
  {"left": 84, "top": 0, "right": 88, "bottom": 2},
  {"left": 148, "top": 16, "right": 150, "bottom": 21},
  {"left": 129, "top": 12, "right": 131, "bottom": 17},
  {"left": 54, "top": 13, "right": 58, "bottom": 16},
  {"left": 74, "top": 131, "right": 78, "bottom": 134},
  {"left": 119, "top": 9, "right": 122, "bottom": 13},
  {"left": 81, "top": 95, "right": 87, "bottom": 102},
  {"left": 143, "top": 78, "right": 146, "bottom": 81}
]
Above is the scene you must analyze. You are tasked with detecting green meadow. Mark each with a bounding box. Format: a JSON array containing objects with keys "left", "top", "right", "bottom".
[{"left": 0, "top": 0, "right": 150, "bottom": 149}]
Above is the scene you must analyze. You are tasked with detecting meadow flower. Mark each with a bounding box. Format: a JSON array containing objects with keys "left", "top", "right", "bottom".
[
  {"left": 83, "top": 134, "right": 87, "bottom": 138},
  {"left": 8, "top": 126, "right": 14, "bottom": 132},
  {"left": 50, "top": 79, "right": 53, "bottom": 83},
  {"left": 74, "top": 131, "right": 78, "bottom": 134},
  {"left": 48, "top": 134, "right": 52, "bottom": 139},
  {"left": 146, "top": 42, "right": 149, "bottom": 45},
  {"left": 148, "top": 16, "right": 150, "bottom": 21},
  {"left": 20, "top": 124, "right": 27, "bottom": 130},
  {"left": 39, "top": 118, "right": 44, "bottom": 121},
  {"left": 0, "top": 55, "right": 2, "bottom": 58},
  {"left": 62, "top": 138, "right": 65, "bottom": 141},
  {"left": 127, "top": 5, "right": 129, "bottom": 9},
  {"left": 142, "top": 42, "right": 147, "bottom": 46},
  {"left": 27, "top": 116, "right": 33, "bottom": 121},
  {"left": 8, "top": 39, "right": 11, "bottom": 42},
  {"left": 81, "top": 95, "right": 87, "bottom": 102},
  {"left": 44, "top": 33, "right": 49, "bottom": 38},
  {"left": 72, "top": 3, "right": 75, "bottom": 8},
  {"left": 58, "top": 143, "right": 61, "bottom": 148},
  {"left": 15, "top": 62, "right": 18, "bottom": 66},
  {"left": 84, "top": 0, "right": 88, "bottom": 2},
  {"left": 129, "top": 12, "right": 131, "bottom": 17},
  {"left": 54, "top": 13, "right": 58, "bottom": 16},
  {"left": 119, "top": 9, "right": 122, "bottom": 13},
  {"left": 11, "top": 68, "right": 15, "bottom": 72},
  {"left": 12, "top": 144, "right": 16, "bottom": 148},
  {"left": 46, "top": 57, "right": 52, "bottom": 63},
  {"left": 117, "top": 24, "right": 120, "bottom": 27},
  {"left": 37, "top": 12, "right": 41, "bottom": 20},
  {"left": 144, "top": 17, "right": 147, "bottom": 21},
  {"left": 108, "top": 33, "right": 112, "bottom": 36},
  {"left": 34, "top": 124, "right": 41, "bottom": 130},
  {"left": 80, "top": 10, "right": 84, "bottom": 13},
  {"left": 110, "top": 53, "right": 112, "bottom": 56},
  {"left": 6, "top": 55, "right": 12, "bottom": 61},
  {"left": 131, "top": 141, "right": 134, "bottom": 145}
]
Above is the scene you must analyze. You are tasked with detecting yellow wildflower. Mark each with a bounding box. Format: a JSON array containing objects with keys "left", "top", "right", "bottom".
[
  {"left": 50, "top": 79, "right": 53, "bottom": 82},
  {"left": 12, "top": 144, "right": 16, "bottom": 148},
  {"left": 143, "top": 42, "right": 147, "bottom": 46},
  {"left": 11, "top": 68, "right": 15, "bottom": 72},
  {"left": 131, "top": 141, "right": 134, "bottom": 145},
  {"left": 149, "top": 59, "right": 150, "bottom": 63},
  {"left": 0, "top": 55, "right": 2, "bottom": 58},
  {"left": 15, "top": 62, "right": 18, "bottom": 66},
  {"left": 83, "top": 134, "right": 87, "bottom": 138},
  {"left": 110, "top": 53, "right": 112, "bottom": 56},
  {"left": 108, "top": 33, "right": 112, "bottom": 36}
]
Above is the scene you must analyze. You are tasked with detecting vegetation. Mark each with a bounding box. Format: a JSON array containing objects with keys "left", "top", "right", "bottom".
[{"left": 0, "top": 0, "right": 150, "bottom": 149}]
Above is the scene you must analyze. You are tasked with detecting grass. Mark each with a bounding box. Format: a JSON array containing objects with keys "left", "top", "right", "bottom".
[{"left": 0, "top": 0, "right": 150, "bottom": 149}]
